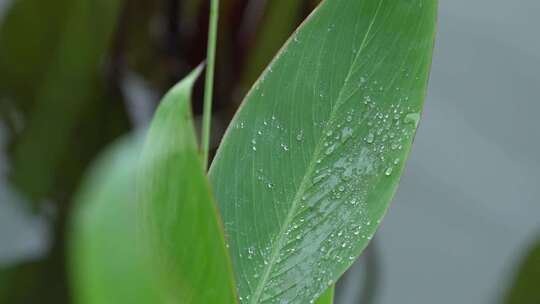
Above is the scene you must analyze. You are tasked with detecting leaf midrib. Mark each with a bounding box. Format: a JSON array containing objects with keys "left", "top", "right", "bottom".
[{"left": 249, "top": 0, "right": 385, "bottom": 302}]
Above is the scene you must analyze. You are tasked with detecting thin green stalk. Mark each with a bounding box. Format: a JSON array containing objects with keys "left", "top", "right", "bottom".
[{"left": 202, "top": 0, "right": 220, "bottom": 170}]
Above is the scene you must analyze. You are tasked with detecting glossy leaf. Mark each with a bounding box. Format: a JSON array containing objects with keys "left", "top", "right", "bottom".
[
  {"left": 209, "top": 0, "right": 437, "bottom": 303},
  {"left": 315, "top": 288, "right": 334, "bottom": 304},
  {"left": 137, "top": 66, "right": 238, "bottom": 303},
  {"left": 68, "top": 135, "right": 162, "bottom": 304}
]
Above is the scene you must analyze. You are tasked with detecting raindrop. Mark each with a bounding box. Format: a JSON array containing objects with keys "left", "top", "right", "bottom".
[
  {"left": 404, "top": 112, "right": 420, "bottom": 127},
  {"left": 365, "top": 133, "right": 375, "bottom": 144},
  {"left": 325, "top": 145, "right": 335, "bottom": 155},
  {"left": 296, "top": 131, "right": 304, "bottom": 141},
  {"left": 384, "top": 167, "right": 393, "bottom": 176}
]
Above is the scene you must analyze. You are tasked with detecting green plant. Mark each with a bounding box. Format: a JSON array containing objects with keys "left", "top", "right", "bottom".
[
  {"left": 504, "top": 236, "right": 540, "bottom": 304},
  {"left": 69, "top": 0, "right": 438, "bottom": 303}
]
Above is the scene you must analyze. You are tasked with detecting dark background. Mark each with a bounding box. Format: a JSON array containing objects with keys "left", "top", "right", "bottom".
[{"left": 1, "top": 0, "right": 539, "bottom": 303}]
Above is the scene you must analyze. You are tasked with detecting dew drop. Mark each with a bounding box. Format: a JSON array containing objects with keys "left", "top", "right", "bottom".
[
  {"left": 365, "top": 133, "right": 375, "bottom": 144},
  {"left": 325, "top": 145, "right": 335, "bottom": 155},
  {"left": 404, "top": 112, "right": 420, "bottom": 128},
  {"left": 384, "top": 167, "right": 393, "bottom": 176},
  {"left": 296, "top": 131, "right": 304, "bottom": 141}
]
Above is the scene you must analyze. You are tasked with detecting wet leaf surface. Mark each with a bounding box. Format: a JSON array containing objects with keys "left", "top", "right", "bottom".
[{"left": 210, "top": 0, "right": 437, "bottom": 303}]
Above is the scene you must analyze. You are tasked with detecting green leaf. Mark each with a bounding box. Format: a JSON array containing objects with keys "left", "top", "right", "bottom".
[
  {"left": 0, "top": 0, "right": 70, "bottom": 102},
  {"left": 69, "top": 134, "right": 161, "bottom": 304},
  {"left": 315, "top": 288, "right": 334, "bottom": 304},
  {"left": 137, "top": 66, "right": 238, "bottom": 303},
  {"left": 505, "top": 237, "right": 540, "bottom": 304},
  {"left": 209, "top": 0, "right": 437, "bottom": 303},
  {"left": 5, "top": 0, "right": 123, "bottom": 200}
]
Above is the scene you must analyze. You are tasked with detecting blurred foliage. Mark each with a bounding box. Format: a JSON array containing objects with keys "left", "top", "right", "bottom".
[
  {"left": 504, "top": 236, "right": 540, "bottom": 304},
  {"left": 68, "top": 135, "right": 163, "bottom": 304},
  {"left": 0, "top": 0, "right": 317, "bottom": 302},
  {"left": 3, "top": 0, "right": 125, "bottom": 201}
]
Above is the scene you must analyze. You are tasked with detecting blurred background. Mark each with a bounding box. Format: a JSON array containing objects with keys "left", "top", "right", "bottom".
[{"left": 0, "top": 0, "right": 539, "bottom": 303}]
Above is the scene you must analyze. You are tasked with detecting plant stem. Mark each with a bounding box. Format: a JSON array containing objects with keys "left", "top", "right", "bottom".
[{"left": 202, "top": 0, "right": 220, "bottom": 170}]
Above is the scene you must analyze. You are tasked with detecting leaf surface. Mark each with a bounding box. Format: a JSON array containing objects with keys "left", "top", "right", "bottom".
[
  {"left": 209, "top": 0, "right": 437, "bottom": 303},
  {"left": 69, "top": 135, "right": 161, "bottom": 304},
  {"left": 315, "top": 288, "right": 334, "bottom": 304},
  {"left": 138, "top": 66, "right": 238, "bottom": 303}
]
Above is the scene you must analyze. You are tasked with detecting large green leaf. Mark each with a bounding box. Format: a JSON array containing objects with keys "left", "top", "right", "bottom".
[
  {"left": 209, "top": 0, "right": 437, "bottom": 303},
  {"left": 69, "top": 135, "right": 162, "bottom": 304},
  {"left": 137, "top": 66, "right": 238, "bottom": 303}
]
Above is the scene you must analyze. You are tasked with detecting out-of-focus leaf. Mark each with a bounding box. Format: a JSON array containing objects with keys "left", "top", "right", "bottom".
[
  {"left": 0, "top": 262, "right": 42, "bottom": 303},
  {"left": 209, "top": 0, "right": 437, "bottom": 303},
  {"left": 7, "top": 0, "right": 123, "bottom": 200},
  {"left": 0, "top": 0, "right": 69, "bottom": 105},
  {"left": 138, "top": 66, "right": 238, "bottom": 303},
  {"left": 0, "top": 267, "right": 8, "bottom": 302},
  {"left": 239, "top": 0, "right": 305, "bottom": 93},
  {"left": 68, "top": 135, "right": 161, "bottom": 304},
  {"left": 505, "top": 237, "right": 540, "bottom": 304}
]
